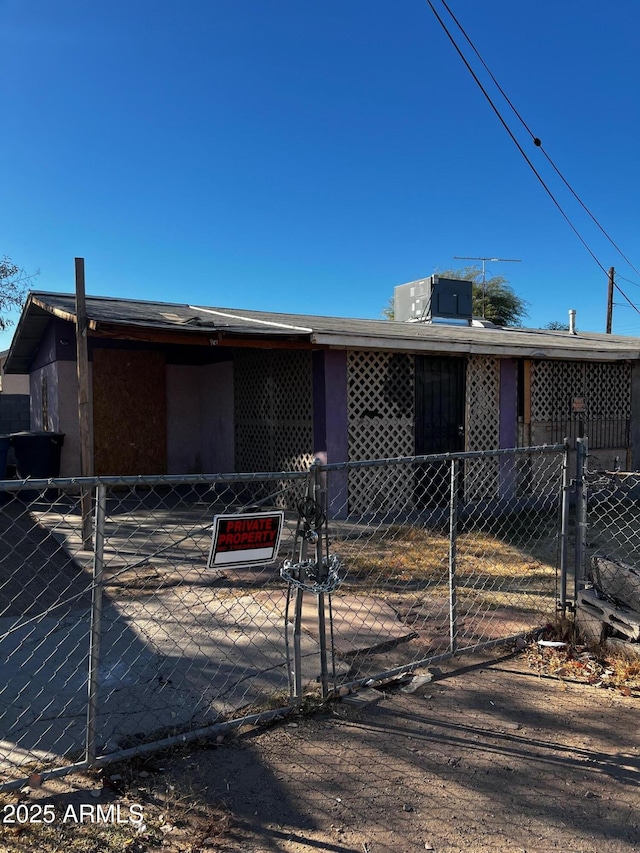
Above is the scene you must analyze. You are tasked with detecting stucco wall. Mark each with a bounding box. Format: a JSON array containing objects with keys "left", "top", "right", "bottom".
[
  {"left": 29, "top": 360, "right": 89, "bottom": 477},
  {"left": 0, "top": 374, "right": 29, "bottom": 394},
  {"left": 57, "top": 360, "right": 87, "bottom": 478},
  {"left": 166, "top": 361, "right": 234, "bottom": 474},
  {"left": 200, "top": 361, "right": 234, "bottom": 473},
  {"left": 166, "top": 366, "right": 202, "bottom": 473},
  {"left": 30, "top": 364, "right": 58, "bottom": 432}
]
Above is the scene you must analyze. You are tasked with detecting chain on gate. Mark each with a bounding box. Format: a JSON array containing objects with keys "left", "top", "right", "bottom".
[
  {"left": 280, "top": 471, "right": 343, "bottom": 699},
  {"left": 280, "top": 497, "right": 341, "bottom": 594}
]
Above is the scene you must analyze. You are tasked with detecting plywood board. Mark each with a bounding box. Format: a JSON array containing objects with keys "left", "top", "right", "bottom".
[{"left": 93, "top": 348, "right": 167, "bottom": 475}]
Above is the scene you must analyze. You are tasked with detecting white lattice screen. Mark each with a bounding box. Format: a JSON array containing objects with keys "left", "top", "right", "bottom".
[
  {"left": 465, "top": 355, "right": 500, "bottom": 501},
  {"left": 584, "top": 362, "right": 631, "bottom": 419},
  {"left": 347, "top": 351, "right": 415, "bottom": 514},
  {"left": 531, "top": 360, "right": 631, "bottom": 449},
  {"left": 234, "top": 349, "right": 314, "bottom": 474},
  {"left": 531, "top": 361, "right": 583, "bottom": 422}
]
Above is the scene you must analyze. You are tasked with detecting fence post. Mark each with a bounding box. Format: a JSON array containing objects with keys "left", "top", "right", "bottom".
[
  {"left": 574, "top": 437, "right": 588, "bottom": 594},
  {"left": 86, "top": 482, "right": 106, "bottom": 766},
  {"left": 558, "top": 439, "right": 571, "bottom": 616},
  {"left": 449, "top": 458, "right": 459, "bottom": 654},
  {"left": 312, "top": 460, "right": 330, "bottom": 699},
  {"left": 292, "top": 469, "right": 317, "bottom": 703}
]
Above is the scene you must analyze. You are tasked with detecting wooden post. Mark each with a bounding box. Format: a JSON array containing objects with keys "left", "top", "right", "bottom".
[
  {"left": 75, "top": 258, "right": 94, "bottom": 551},
  {"left": 523, "top": 359, "right": 532, "bottom": 444},
  {"left": 606, "top": 266, "right": 615, "bottom": 334}
]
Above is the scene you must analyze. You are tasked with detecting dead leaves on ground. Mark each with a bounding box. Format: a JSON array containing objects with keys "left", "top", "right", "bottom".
[{"left": 524, "top": 641, "right": 640, "bottom": 695}]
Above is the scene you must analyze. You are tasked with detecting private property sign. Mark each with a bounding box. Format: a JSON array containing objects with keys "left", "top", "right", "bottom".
[{"left": 207, "top": 511, "right": 285, "bottom": 569}]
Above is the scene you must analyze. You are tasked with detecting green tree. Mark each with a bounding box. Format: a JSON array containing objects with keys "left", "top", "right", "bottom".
[
  {"left": 542, "top": 320, "right": 570, "bottom": 331},
  {"left": 383, "top": 265, "right": 528, "bottom": 326},
  {"left": 436, "top": 265, "right": 528, "bottom": 326},
  {"left": 0, "top": 256, "right": 38, "bottom": 331},
  {"left": 381, "top": 295, "right": 395, "bottom": 320}
]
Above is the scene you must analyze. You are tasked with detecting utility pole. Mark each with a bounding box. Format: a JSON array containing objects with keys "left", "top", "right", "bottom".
[
  {"left": 75, "top": 257, "right": 94, "bottom": 550},
  {"left": 606, "top": 266, "right": 615, "bottom": 334},
  {"left": 453, "top": 256, "right": 521, "bottom": 318}
]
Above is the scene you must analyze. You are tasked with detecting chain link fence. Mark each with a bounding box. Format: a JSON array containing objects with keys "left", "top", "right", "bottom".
[
  {"left": 0, "top": 473, "right": 310, "bottom": 790},
  {"left": 576, "top": 440, "right": 640, "bottom": 642},
  {"left": 0, "top": 445, "right": 571, "bottom": 791},
  {"left": 316, "top": 445, "right": 569, "bottom": 693},
  {"left": 583, "top": 457, "right": 640, "bottom": 572}
]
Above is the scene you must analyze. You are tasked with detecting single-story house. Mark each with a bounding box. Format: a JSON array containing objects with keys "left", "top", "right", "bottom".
[
  {"left": 0, "top": 350, "right": 30, "bottom": 436},
  {"left": 4, "top": 291, "right": 640, "bottom": 509}
]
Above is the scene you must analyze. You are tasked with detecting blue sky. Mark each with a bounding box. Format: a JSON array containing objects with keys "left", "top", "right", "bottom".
[{"left": 1, "top": 0, "right": 639, "bottom": 351}]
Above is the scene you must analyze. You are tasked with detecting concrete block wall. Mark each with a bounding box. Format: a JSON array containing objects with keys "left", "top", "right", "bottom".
[{"left": 0, "top": 394, "right": 30, "bottom": 435}]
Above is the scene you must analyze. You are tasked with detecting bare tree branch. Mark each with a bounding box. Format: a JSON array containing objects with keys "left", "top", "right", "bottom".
[{"left": 0, "top": 257, "right": 39, "bottom": 331}]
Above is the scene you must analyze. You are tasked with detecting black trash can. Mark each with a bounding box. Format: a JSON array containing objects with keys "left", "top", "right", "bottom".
[
  {"left": 10, "top": 431, "right": 65, "bottom": 500},
  {"left": 0, "top": 435, "right": 10, "bottom": 505},
  {"left": 0, "top": 435, "right": 9, "bottom": 479}
]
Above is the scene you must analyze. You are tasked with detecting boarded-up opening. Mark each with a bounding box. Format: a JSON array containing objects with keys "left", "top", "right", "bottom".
[{"left": 92, "top": 348, "right": 167, "bottom": 475}]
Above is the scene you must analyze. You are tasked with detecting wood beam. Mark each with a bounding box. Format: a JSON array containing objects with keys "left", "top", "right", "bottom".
[{"left": 88, "top": 324, "right": 316, "bottom": 349}]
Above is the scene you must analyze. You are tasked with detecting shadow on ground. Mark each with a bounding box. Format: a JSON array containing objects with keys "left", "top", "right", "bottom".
[{"left": 151, "top": 648, "right": 640, "bottom": 853}]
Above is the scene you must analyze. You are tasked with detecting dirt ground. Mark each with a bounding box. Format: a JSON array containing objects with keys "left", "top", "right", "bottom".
[{"left": 2, "top": 645, "right": 638, "bottom": 853}]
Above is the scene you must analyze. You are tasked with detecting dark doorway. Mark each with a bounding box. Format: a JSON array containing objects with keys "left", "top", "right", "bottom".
[{"left": 415, "top": 355, "right": 466, "bottom": 506}]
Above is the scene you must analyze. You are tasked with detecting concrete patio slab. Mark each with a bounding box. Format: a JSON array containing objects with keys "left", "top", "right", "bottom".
[{"left": 253, "top": 590, "right": 416, "bottom": 655}]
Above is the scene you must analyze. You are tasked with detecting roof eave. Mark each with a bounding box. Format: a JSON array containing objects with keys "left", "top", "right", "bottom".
[
  {"left": 3, "top": 294, "right": 67, "bottom": 374},
  {"left": 310, "top": 332, "right": 640, "bottom": 361}
]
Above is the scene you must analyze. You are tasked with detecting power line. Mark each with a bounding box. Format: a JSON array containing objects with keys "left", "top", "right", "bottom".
[
  {"left": 437, "top": 0, "right": 640, "bottom": 281},
  {"left": 614, "top": 282, "right": 640, "bottom": 316},
  {"left": 613, "top": 269, "right": 640, "bottom": 315},
  {"left": 427, "top": 0, "right": 640, "bottom": 292},
  {"left": 424, "top": 0, "right": 609, "bottom": 279},
  {"left": 616, "top": 274, "right": 640, "bottom": 290}
]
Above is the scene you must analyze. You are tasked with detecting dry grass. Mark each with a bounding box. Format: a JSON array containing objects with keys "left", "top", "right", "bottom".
[
  {"left": 334, "top": 525, "right": 450, "bottom": 585},
  {"left": 332, "top": 518, "right": 558, "bottom": 593}
]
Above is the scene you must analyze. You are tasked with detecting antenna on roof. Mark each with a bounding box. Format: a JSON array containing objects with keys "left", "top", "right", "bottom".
[{"left": 453, "top": 256, "right": 522, "bottom": 318}]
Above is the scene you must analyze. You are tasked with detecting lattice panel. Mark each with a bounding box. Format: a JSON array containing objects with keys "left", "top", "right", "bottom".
[
  {"left": 236, "top": 424, "right": 272, "bottom": 474},
  {"left": 584, "top": 362, "right": 631, "bottom": 419},
  {"left": 465, "top": 355, "right": 500, "bottom": 452},
  {"left": 531, "top": 360, "right": 631, "bottom": 449},
  {"left": 234, "top": 351, "right": 269, "bottom": 420},
  {"left": 234, "top": 349, "right": 314, "bottom": 475},
  {"left": 272, "top": 351, "right": 315, "bottom": 424},
  {"left": 347, "top": 351, "right": 414, "bottom": 424},
  {"left": 273, "top": 423, "right": 315, "bottom": 472},
  {"left": 347, "top": 419, "right": 415, "bottom": 461},
  {"left": 348, "top": 420, "right": 416, "bottom": 515},
  {"left": 347, "top": 351, "right": 415, "bottom": 513},
  {"left": 465, "top": 355, "right": 500, "bottom": 501},
  {"left": 531, "top": 360, "right": 584, "bottom": 422},
  {"left": 347, "top": 464, "right": 416, "bottom": 517}
]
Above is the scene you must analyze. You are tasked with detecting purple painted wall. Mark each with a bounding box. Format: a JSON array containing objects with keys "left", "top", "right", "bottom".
[
  {"left": 30, "top": 318, "right": 77, "bottom": 372},
  {"left": 313, "top": 350, "right": 348, "bottom": 514},
  {"left": 499, "top": 358, "right": 518, "bottom": 497},
  {"left": 499, "top": 359, "right": 518, "bottom": 449}
]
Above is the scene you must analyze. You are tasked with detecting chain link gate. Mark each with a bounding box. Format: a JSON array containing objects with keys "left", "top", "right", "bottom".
[
  {"left": 313, "top": 444, "right": 571, "bottom": 694},
  {"left": 1, "top": 444, "right": 573, "bottom": 791}
]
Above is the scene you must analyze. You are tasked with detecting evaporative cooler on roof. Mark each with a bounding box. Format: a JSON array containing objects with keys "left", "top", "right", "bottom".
[{"left": 393, "top": 276, "right": 473, "bottom": 323}]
